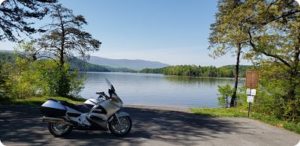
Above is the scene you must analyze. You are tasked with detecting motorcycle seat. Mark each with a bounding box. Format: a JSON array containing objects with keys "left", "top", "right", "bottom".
[
  {"left": 62, "top": 101, "right": 93, "bottom": 113},
  {"left": 49, "top": 99, "right": 93, "bottom": 113}
]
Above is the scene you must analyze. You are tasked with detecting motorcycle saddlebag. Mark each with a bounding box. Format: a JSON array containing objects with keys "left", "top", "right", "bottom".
[{"left": 40, "top": 99, "right": 66, "bottom": 117}]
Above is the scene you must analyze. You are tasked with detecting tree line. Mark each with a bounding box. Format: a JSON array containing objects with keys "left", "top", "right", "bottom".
[
  {"left": 140, "top": 65, "right": 251, "bottom": 78},
  {"left": 0, "top": 51, "right": 137, "bottom": 73}
]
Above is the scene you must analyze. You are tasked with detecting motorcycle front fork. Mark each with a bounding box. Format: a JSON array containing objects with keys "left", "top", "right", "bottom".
[{"left": 114, "top": 113, "right": 121, "bottom": 124}]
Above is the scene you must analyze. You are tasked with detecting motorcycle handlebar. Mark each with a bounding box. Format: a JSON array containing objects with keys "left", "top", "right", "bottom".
[
  {"left": 96, "top": 92, "right": 104, "bottom": 95},
  {"left": 96, "top": 92, "right": 110, "bottom": 99}
]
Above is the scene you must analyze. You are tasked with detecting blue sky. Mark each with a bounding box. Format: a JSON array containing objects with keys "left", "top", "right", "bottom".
[{"left": 0, "top": 0, "right": 250, "bottom": 66}]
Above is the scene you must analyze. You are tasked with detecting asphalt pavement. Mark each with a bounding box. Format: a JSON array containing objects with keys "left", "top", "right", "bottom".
[{"left": 0, "top": 105, "right": 299, "bottom": 146}]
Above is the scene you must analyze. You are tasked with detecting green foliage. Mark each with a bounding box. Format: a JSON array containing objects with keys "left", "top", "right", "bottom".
[
  {"left": 210, "top": 0, "right": 300, "bottom": 120},
  {"left": 68, "top": 57, "right": 110, "bottom": 72},
  {"left": 236, "top": 87, "right": 247, "bottom": 107},
  {"left": 2, "top": 54, "right": 84, "bottom": 99},
  {"left": 38, "top": 4, "right": 101, "bottom": 63},
  {"left": 68, "top": 57, "right": 136, "bottom": 72},
  {"left": 43, "top": 63, "right": 84, "bottom": 98},
  {"left": 0, "top": 60, "right": 8, "bottom": 100},
  {"left": 0, "top": 51, "right": 16, "bottom": 62},
  {"left": 232, "top": 0, "right": 300, "bottom": 121},
  {"left": 209, "top": 0, "right": 253, "bottom": 107},
  {"left": 217, "top": 84, "right": 247, "bottom": 107},
  {"left": 217, "top": 84, "right": 233, "bottom": 107},
  {"left": 33, "top": 5, "right": 101, "bottom": 97},
  {"left": 0, "top": 0, "right": 57, "bottom": 41},
  {"left": 191, "top": 107, "right": 247, "bottom": 117},
  {"left": 60, "top": 67, "right": 85, "bottom": 97},
  {"left": 208, "top": 0, "right": 248, "bottom": 58},
  {"left": 1, "top": 96, "right": 85, "bottom": 106},
  {"left": 252, "top": 63, "right": 300, "bottom": 121},
  {"left": 6, "top": 58, "right": 36, "bottom": 98},
  {"left": 191, "top": 107, "right": 300, "bottom": 134},
  {"left": 5, "top": 57, "right": 54, "bottom": 98},
  {"left": 141, "top": 65, "right": 251, "bottom": 78}
]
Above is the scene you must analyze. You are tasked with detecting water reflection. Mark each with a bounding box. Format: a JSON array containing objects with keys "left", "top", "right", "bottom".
[{"left": 165, "top": 76, "right": 234, "bottom": 85}]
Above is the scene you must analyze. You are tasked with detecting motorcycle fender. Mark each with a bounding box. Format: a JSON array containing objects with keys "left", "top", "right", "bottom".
[
  {"left": 108, "top": 111, "right": 130, "bottom": 122},
  {"left": 116, "top": 111, "right": 130, "bottom": 117}
]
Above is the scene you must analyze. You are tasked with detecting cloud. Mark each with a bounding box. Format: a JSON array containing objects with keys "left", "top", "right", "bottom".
[
  {"left": 0, "top": 0, "right": 4, "bottom": 5},
  {"left": 296, "top": 0, "right": 300, "bottom": 5}
]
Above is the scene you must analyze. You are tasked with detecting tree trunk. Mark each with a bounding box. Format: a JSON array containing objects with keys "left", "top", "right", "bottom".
[
  {"left": 286, "top": 39, "right": 300, "bottom": 121},
  {"left": 59, "top": 11, "right": 65, "bottom": 69},
  {"left": 286, "top": 67, "right": 299, "bottom": 121},
  {"left": 57, "top": 7, "right": 68, "bottom": 97},
  {"left": 59, "top": 48, "right": 64, "bottom": 68},
  {"left": 230, "top": 43, "right": 242, "bottom": 107}
]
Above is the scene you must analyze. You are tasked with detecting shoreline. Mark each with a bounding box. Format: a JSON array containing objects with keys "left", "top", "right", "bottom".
[
  {"left": 0, "top": 102, "right": 191, "bottom": 113},
  {"left": 80, "top": 71, "right": 246, "bottom": 80}
]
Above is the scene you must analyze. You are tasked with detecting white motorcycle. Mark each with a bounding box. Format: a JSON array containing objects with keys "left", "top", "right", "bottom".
[{"left": 40, "top": 79, "right": 132, "bottom": 137}]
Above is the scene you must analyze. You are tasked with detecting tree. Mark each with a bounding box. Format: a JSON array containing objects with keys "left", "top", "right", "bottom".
[
  {"left": 15, "top": 41, "right": 40, "bottom": 61},
  {"left": 0, "top": 60, "right": 8, "bottom": 99},
  {"left": 38, "top": 4, "right": 101, "bottom": 96},
  {"left": 245, "top": 0, "right": 300, "bottom": 121},
  {"left": 208, "top": 0, "right": 250, "bottom": 107},
  {"left": 0, "top": 0, "right": 56, "bottom": 100},
  {"left": 0, "top": 0, "right": 57, "bottom": 41}
]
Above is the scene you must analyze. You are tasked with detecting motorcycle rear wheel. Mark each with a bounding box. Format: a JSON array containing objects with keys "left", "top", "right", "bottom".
[
  {"left": 109, "top": 116, "right": 132, "bottom": 137},
  {"left": 48, "top": 122, "right": 73, "bottom": 137}
]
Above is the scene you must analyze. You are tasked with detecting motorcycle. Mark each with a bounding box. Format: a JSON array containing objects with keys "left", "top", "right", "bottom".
[{"left": 40, "top": 79, "right": 132, "bottom": 137}]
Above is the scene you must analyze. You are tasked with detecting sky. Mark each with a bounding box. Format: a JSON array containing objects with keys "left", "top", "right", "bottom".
[{"left": 0, "top": 0, "right": 251, "bottom": 66}]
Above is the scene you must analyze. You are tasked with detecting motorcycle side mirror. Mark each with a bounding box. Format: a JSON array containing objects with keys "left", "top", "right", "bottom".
[{"left": 108, "top": 89, "right": 112, "bottom": 97}]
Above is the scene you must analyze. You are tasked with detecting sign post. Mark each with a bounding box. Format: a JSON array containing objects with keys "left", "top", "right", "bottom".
[
  {"left": 245, "top": 70, "right": 259, "bottom": 117},
  {"left": 246, "top": 89, "right": 256, "bottom": 117}
]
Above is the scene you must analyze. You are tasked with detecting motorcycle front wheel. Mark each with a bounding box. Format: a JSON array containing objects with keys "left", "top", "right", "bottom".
[
  {"left": 109, "top": 116, "right": 132, "bottom": 137},
  {"left": 48, "top": 122, "right": 73, "bottom": 137}
]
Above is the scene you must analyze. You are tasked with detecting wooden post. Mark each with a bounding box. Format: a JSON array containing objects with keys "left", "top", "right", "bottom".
[
  {"left": 248, "top": 103, "right": 251, "bottom": 117},
  {"left": 246, "top": 70, "right": 258, "bottom": 117}
]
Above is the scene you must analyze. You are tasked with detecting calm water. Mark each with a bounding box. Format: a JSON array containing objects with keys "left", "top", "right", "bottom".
[{"left": 80, "top": 72, "right": 237, "bottom": 108}]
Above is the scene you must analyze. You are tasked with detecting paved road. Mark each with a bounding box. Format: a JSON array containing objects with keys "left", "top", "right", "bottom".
[{"left": 0, "top": 105, "right": 299, "bottom": 146}]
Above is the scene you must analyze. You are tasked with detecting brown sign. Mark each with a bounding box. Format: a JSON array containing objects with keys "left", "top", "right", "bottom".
[{"left": 246, "top": 70, "right": 259, "bottom": 88}]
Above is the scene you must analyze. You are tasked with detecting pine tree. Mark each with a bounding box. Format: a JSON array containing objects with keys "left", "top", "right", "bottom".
[{"left": 38, "top": 4, "right": 101, "bottom": 96}]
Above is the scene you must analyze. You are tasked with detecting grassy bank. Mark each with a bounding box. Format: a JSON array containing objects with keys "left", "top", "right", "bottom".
[
  {"left": 191, "top": 107, "right": 300, "bottom": 134},
  {"left": 0, "top": 96, "right": 85, "bottom": 106}
]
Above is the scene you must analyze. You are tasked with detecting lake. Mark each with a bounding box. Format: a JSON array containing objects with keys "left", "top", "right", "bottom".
[{"left": 80, "top": 72, "right": 238, "bottom": 108}]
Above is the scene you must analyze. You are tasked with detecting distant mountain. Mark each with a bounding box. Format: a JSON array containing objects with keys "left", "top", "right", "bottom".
[
  {"left": 87, "top": 56, "right": 169, "bottom": 71},
  {"left": 69, "top": 57, "right": 136, "bottom": 72},
  {"left": 0, "top": 51, "right": 136, "bottom": 73}
]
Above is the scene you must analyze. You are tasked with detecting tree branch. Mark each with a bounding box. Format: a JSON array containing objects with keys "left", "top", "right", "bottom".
[{"left": 247, "top": 29, "right": 292, "bottom": 68}]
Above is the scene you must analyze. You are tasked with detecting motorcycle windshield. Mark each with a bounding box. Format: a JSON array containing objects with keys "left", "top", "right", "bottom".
[
  {"left": 105, "top": 78, "right": 114, "bottom": 90},
  {"left": 105, "top": 78, "right": 112, "bottom": 88},
  {"left": 105, "top": 78, "right": 116, "bottom": 94},
  {"left": 105, "top": 78, "right": 122, "bottom": 104}
]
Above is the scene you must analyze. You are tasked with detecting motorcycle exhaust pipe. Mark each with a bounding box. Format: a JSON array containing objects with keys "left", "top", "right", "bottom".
[{"left": 42, "top": 116, "right": 72, "bottom": 125}]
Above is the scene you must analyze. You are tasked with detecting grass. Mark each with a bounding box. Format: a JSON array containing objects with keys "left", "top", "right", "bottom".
[
  {"left": 0, "top": 96, "right": 85, "bottom": 106},
  {"left": 191, "top": 107, "right": 248, "bottom": 117},
  {"left": 191, "top": 107, "right": 300, "bottom": 134}
]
